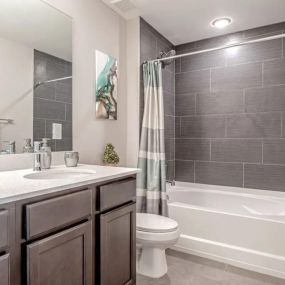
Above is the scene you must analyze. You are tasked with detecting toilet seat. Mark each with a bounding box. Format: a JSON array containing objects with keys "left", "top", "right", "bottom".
[
  {"left": 137, "top": 213, "right": 178, "bottom": 233},
  {"left": 137, "top": 227, "right": 180, "bottom": 246}
]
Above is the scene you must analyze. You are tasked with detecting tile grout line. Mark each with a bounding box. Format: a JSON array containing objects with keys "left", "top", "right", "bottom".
[
  {"left": 243, "top": 163, "right": 245, "bottom": 187},
  {"left": 194, "top": 93, "right": 197, "bottom": 115},
  {"left": 225, "top": 115, "right": 227, "bottom": 138},
  {"left": 175, "top": 158, "right": 285, "bottom": 167},
  {"left": 175, "top": 110, "right": 285, "bottom": 117},
  {"left": 175, "top": 56, "right": 282, "bottom": 76},
  {"left": 44, "top": 119, "right": 47, "bottom": 139},
  {"left": 210, "top": 138, "right": 212, "bottom": 161},
  {"left": 176, "top": 82, "right": 285, "bottom": 97},
  {"left": 243, "top": 89, "right": 246, "bottom": 113},
  {"left": 179, "top": 117, "right": 181, "bottom": 138},
  {"left": 209, "top": 68, "right": 212, "bottom": 93},
  {"left": 34, "top": 96, "right": 72, "bottom": 105},
  {"left": 281, "top": 34, "right": 284, "bottom": 58},
  {"left": 193, "top": 160, "right": 196, "bottom": 183},
  {"left": 261, "top": 140, "right": 264, "bottom": 164},
  {"left": 175, "top": 158, "right": 284, "bottom": 165},
  {"left": 261, "top": 61, "right": 264, "bottom": 88},
  {"left": 65, "top": 104, "right": 67, "bottom": 121},
  {"left": 281, "top": 112, "right": 283, "bottom": 137},
  {"left": 175, "top": 137, "right": 285, "bottom": 141}
]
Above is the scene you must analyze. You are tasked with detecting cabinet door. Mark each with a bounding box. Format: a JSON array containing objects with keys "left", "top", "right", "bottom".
[
  {"left": 0, "top": 210, "right": 9, "bottom": 250},
  {"left": 101, "top": 203, "right": 136, "bottom": 285},
  {"left": 27, "top": 221, "right": 92, "bottom": 285},
  {"left": 0, "top": 254, "right": 10, "bottom": 285}
]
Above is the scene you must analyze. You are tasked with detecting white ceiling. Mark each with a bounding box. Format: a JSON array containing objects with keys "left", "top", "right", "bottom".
[
  {"left": 0, "top": 0, "right": 72, "bottom": 61},
  {"left": 132, "top": 0, "right": 285, "bottom": 45}
]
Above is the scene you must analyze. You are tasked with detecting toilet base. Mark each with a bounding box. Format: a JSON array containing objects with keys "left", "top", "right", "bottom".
[{"left": 137, "top": 247, "right": 167, "bottom": 278}]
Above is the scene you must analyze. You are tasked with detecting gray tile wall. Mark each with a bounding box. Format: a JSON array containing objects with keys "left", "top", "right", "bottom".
[
  {"left": 33, "top": 50, "right": 72, "bottom": 152},
  {"left": 140, "top": 18, "right": 175, "bottom": 180},
  {"left": 175, "top": 22, "right": 285, "bottom": 191}
]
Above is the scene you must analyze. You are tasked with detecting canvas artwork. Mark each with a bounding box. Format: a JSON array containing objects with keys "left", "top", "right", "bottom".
[{"left": 95, "top": 50, "right": 118, "bottom": 120}]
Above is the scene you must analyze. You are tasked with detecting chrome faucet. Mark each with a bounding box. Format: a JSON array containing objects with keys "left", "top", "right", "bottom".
[
  {"left": 33, "top": 141, "right": 42, "bottom": 171},
  {"left": 166, "top": 180, "right": 175, "bottom": 186}
]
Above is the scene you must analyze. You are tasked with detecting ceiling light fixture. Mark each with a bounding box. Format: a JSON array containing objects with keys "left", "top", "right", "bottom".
[{"left": 211, "top": 17, "right": 232, "bottom": 29}]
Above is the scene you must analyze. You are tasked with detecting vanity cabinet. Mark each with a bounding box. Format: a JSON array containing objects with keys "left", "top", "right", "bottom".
[
  {"left": 0, "top": 175, "right": 136, "bottom": 285},
  {"left": 0, "top": 254, "right": 10, "bottom": 285},
  {"left": 26, "top": 221, "right": 92, "bottom": 285},
  {"left": 100, "top": 203, "right": 136, "bottom": 285}
]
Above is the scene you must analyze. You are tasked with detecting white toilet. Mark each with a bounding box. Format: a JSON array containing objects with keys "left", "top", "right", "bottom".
[{"left": 136, "top": 213, "right": 180, "bottom": 278}]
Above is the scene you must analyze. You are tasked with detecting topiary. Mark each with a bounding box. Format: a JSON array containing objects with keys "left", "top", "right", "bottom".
[{"left": 103, "top": 143, "right": 120, "bottom": 165}]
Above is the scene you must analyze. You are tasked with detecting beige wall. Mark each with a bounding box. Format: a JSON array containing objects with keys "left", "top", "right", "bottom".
[
  {"left": 126, "top": 18, "right": 140, "bottom": 167},
  {"left": 0, "top": 37, "right": 33, "bottom": 153},
  {"left": 45, "top": 0, "right": 140, "bottom": 167}
]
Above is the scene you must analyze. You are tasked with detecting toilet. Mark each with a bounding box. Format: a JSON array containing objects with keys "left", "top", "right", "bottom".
[{"left": 136, "top": 213, "right": 180, "bottom": 278}]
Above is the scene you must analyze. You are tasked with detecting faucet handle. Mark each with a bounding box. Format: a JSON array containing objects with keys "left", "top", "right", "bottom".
[{"left": 33, "top": 141, "right": 42, "bottom": 152}]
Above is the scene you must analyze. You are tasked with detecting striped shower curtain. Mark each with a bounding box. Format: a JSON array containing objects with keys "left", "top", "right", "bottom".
[{"left": 136, "top": 61, "right": 168, "bottom": 216}]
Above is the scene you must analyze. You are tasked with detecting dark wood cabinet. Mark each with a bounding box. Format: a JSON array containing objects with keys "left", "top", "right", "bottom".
[
  {"left": 26, "top": 221, "right": 92, "bottom": 285},
  {"left": 0, "top": 210, "right": 9, "bottom": 250},
  {"left": 0, "top": 254, "right": 10, "bottom": 285},
  {"left": 100, "top": 202, "right": 136, "bottom": 285},
  {"left": 1, "top": 176, "right": 136, "bottom": 285}
]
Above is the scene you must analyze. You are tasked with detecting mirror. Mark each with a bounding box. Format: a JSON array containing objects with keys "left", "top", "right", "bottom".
[{"left": 0, "top": 0, "right": 72, "bottom": 155}]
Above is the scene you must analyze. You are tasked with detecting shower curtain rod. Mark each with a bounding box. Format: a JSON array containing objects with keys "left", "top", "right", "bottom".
[{"left": 147, "top": 33, "right": 285, "bottom": 63}]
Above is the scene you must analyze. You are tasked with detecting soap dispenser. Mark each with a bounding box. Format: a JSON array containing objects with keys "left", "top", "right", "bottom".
[{"left": 41, "top": 138, "right": 52, "bottom": 169}]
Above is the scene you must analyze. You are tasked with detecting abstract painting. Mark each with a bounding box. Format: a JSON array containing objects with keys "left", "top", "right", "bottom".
[{"left": 95, "top": 50, "right": 118, "bottom": 120}]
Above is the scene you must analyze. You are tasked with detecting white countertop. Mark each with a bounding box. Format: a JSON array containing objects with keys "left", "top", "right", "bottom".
[{"left": 0, "top": 164, "right": 140, "bottom": 204}]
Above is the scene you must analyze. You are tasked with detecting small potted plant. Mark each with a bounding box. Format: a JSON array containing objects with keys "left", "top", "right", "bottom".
[{"left": 103, "top": 143, "right": 120, "bottom": 166}]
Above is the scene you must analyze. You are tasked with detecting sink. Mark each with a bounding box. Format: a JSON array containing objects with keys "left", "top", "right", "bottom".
[{"left": 24, "top": 169, "right": 97, "bottom": 180}]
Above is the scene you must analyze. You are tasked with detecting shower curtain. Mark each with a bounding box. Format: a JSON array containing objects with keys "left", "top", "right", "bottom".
[{"left": 136, "top": 61, "right": 168, "bottom": 216}]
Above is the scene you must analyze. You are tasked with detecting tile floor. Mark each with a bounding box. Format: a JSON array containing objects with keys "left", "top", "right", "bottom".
[{"left": 137, "top": 250, "right": 284, "bottom": 285}]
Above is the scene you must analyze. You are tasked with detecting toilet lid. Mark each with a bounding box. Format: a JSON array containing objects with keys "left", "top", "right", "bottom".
[{"left": 136, "top": 213, "right": 178, "bottom": 233}]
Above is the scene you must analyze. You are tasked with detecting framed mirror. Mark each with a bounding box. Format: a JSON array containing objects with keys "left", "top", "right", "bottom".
[{"left": 0, "top": 0, "right": 72, "bottom": 155}]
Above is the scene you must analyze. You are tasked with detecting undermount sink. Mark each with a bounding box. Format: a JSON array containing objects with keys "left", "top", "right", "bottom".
[{"left": 24, "top": 169, "right": 97, "bottom": 180}]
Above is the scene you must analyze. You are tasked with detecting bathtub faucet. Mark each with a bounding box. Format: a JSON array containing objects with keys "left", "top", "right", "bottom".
[{"left": 166, "top": 180, "right": 175, "bottom": 186}]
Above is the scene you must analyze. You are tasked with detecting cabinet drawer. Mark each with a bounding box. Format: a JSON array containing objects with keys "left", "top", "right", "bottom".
[
  {"left": 0, "top": 210, "right": 9, "bottom": 250},
  {"left": 25, "top": 190, "right": 92, "bottom": 240},
  {"left": 0, "top": 254, "right": 10, "bottom": 285},
  {"left": 99, "top": 178, "right": 136, "bottom": 211}
]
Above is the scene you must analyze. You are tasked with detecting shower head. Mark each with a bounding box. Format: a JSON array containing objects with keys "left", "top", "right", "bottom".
[{"left": 159, "top": 49, "right": 176, "bottom": 68}]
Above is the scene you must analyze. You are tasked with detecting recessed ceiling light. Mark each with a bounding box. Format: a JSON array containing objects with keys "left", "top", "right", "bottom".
[{"left": 211, "top": 17, "right": 232, "bottom": 29}]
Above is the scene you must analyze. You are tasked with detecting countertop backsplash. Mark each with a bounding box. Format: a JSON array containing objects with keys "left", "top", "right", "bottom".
[{"left": 0, "top": 152, "right": 66, "bottom": 172}]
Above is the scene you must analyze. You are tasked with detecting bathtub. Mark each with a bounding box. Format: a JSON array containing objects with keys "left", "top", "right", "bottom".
[{"left": 167, "top": 182, "right": 285, "bottom": 279}]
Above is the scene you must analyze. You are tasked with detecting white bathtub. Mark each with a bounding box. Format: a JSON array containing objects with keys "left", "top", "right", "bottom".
[{"left": 167, "top": 182, "right": 285, "bottom": 279}]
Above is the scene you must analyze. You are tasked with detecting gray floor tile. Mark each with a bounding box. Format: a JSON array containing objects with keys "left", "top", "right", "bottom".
[
  {"left": 136, "top": 250, "right": 284, "bottom": 285},
  {"left": 223, "top": 265, "right": 284, "bottom": 285}
]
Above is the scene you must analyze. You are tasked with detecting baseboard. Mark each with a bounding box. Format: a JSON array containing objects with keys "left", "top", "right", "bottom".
[{"left": 171, "top": 234, "right": 285, "bottom": 280}]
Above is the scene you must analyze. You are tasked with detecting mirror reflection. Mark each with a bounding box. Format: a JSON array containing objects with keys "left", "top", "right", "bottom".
[{"left": 0, "top": 0, "right": 72, "bottom": 155}]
